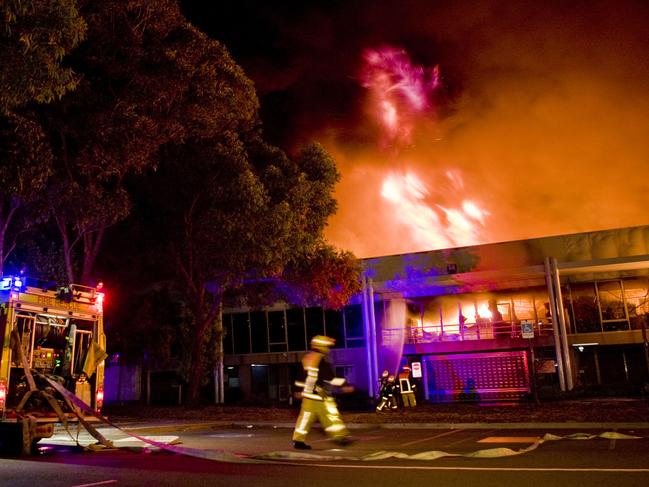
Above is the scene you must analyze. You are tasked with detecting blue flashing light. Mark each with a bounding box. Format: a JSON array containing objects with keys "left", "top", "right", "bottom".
[
  {"left": 0, "top": 277, "right": 11, "bottom": 291},
  {"left": 13, "top": 277, "right": 23, "bottom": 289}
]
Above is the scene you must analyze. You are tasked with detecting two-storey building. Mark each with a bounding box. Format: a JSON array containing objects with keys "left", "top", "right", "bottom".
[{"left": 222, "top": 225, "right": 649, "bottom": 405}]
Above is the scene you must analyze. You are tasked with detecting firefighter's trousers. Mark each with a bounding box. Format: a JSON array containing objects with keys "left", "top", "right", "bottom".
[
  {"left": 401, "top": 391, "right": 417, "bottom": 407},
  {"left": 292, "top": 396, "right": 349, "bottom": 442},
  {"left": 376, "top": 394, "right": 397, "bottom": 411}
]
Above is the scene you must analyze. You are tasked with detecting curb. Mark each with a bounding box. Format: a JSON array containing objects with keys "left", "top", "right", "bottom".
[{"left": 111, "top": 420, "right": 649, "bottom": 435}]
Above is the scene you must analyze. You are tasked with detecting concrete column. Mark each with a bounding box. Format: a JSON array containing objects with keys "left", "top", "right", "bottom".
[
  {"left": 551, "top": 257, "right": 574, "bottom": 390},
  {"left": 362, "top": 276, "right": 374, "bottom": 398},
  {"left": 369, "top": 279, "right": 380, "bottom": 397},
  {"left": 544, "top": 257, "right": 566, "bottom": 391},
  {"left": 379, "top": 298, "right": 407, "bottom": 376}
]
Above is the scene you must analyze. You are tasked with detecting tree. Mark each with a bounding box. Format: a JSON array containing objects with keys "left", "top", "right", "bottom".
[
  {"left": 137, "top": 137, "right": 360, "bottom": 404},
  {"left": 3, "top": 0, "right": 360, "bottom": 405}
]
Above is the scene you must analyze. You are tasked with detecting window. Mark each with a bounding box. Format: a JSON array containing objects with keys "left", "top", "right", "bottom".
[
  {"left": 324, "top": 309, "right": 344, "bottom": 348},
  {"left": 597, "top": 281, "right": 629, "bottom": 331},
  {"left": 305, "top": 307, "right": 325, "bottom": 340},
  {"left": 420, "top": 298, "right": 442, "bottom": 341},
  {"left": 232, "top": 312, "right": 250, "bottom": 354},
  {"left": 250, "top": 311, "right": 268, "bottom": 353},
  {"left": 251, "top": 364, "right": 269, "bottom": 395},
  {"left": 344, "top": 304, "right": 365, "bottom": 348},
  {"left": 268, "top": 310, "right": 287, "bottom": 352},
  {"left": 335, "top": 365, "right": 354, "bottom": 383},
  {"left": 287, "top": 308, "right": 306, "bottom": 351},
  {"left": 569, "top": 283, "right": 600, "bottom": 333},
  {"left": 222, "top": 314, "right": 233, "bottom": 355},
  {"left": 624, "top": 277, "right": 649, "bottom": 330}
]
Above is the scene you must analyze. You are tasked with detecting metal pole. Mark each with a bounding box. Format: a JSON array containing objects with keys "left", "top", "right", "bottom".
[
  {"left": 529, "top": 338, "right": 540, "bottom": 404},
  {"left": 544, "top": 257, "right": 566, "bottom": 391},
  {"left": 551, "top": 257, "right": 574, "bottom": 390},
  {"left": 641, "top": 316, "right": 649, "bottom": 381},
  {"left": 422, "top": 357, "right": 430, "bottom": 401}
]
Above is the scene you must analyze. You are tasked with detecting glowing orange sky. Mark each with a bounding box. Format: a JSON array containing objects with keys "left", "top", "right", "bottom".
[{"left": 320, "top": 2, "right": 649, "bottom": 258}]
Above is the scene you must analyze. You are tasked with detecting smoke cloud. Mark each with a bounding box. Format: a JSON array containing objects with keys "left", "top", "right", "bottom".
[
  {"left": 316, "top": 0, "right": 649, "bottom": 257},
  {"left": 185, "top": 0, "right": 649, "bottom": 257}
]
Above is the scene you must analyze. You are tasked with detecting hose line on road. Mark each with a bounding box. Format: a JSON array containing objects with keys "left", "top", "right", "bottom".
[{"left": 255, "top": 431, "right": 645, "bottom": 462}]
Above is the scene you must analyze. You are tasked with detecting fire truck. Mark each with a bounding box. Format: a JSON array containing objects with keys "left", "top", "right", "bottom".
[{"left": 0, "top": 275, "right": 106, "bottom": 455}]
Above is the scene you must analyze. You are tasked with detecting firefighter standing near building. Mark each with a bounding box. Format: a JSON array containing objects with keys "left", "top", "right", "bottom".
[
  {"left": 398, "top": 364, "right": 417, "bottom": 408},
  {"left": 292, "top": 335, "right": 352, "bottom": 450}
]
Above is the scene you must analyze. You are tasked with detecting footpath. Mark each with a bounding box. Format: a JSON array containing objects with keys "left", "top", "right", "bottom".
[{"left": 103, "top": 397, "right": 649, "bottom": 433}]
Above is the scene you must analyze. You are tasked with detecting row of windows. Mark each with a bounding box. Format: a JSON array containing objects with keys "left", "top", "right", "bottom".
[
  {"left": 223, "top": 277, "right": 649, "bottom": 355},
  {"left": 402, "top": 277, "right": 649, "bottom": 341},
  {"left": 566, "top": 277, "right": 649, "bottom": 333},
  {"left": 223, "top": 305, "right": 365, "bottom": 355}
]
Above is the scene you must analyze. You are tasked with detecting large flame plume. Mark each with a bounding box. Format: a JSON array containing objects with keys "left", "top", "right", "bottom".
[{"left": 361, "top": 47, "right": 440, "bottom": 147}]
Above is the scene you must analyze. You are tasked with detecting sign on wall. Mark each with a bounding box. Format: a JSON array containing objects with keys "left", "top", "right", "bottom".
[
  {"left": 411, "top": 361, "right": 422, "bottom": 378},
  {"left": 520, "top": 320, "right": 534, "bottom": 339}
]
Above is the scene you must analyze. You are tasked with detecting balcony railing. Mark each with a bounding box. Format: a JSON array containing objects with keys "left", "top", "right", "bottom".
[{"left": 383, "top": 319, "right": 554, "bottom": 345}]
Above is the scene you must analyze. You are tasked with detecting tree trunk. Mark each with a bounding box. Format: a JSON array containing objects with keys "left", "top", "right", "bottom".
[
  {"left": 187, "top": 317, "right": 210, "bottom": 405},
  {"left": 56, "top": 216, "right": 76, "bottom": 284},
  {"left": 214, "top": 306, "right": 224, "bottom": 404},
  {"left": 0, "top": 201, "right": 20, "bottom": 274},
  {"left": 81, "top": 227, "right": 105, "bottom": 285}
]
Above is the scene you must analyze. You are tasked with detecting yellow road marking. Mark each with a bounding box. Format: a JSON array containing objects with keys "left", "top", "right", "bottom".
[{"left": 478, "top": 436, "right": 540, "bottom": 443}]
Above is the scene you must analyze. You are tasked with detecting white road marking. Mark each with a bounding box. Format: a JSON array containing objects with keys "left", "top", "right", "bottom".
[
  {"left": 399, "top": 428, "right": 466, "bottom": 447},
  {"left": 305, "top": 464, "right": 649, "bottom": 473},
  {"left": 71, "top": 480, "right": 118, "bottom": 487}
]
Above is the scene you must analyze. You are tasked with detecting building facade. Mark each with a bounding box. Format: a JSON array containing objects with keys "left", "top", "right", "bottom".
[{"left": 222, "top": 225, "right": 649, "bottom": 405}]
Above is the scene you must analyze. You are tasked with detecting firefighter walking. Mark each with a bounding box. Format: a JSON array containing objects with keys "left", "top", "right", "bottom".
[{"left": 292, "top": 335, "right": 352, "bottom": 450}]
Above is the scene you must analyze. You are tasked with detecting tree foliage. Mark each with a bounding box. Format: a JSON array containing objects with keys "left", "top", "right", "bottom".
[
  {"left": 0, "top": 0, "right": 85, "bottom": 112},
  {"left": 0, "top": 112, "right": 52, "bottom": 271},
  {"left": 37, "top": 0, "right": 260, "bottom": 284},
  {"left": 0, "top": 0, "right": 84, "bottom": 273}
]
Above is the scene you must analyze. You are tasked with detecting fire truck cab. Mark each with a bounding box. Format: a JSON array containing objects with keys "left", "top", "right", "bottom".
[{"left": 0, "top": 275, "right": 106, "bottom": 455}]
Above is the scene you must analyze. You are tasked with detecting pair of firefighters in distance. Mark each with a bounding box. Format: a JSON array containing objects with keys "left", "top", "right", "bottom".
[{"left": 375, "top": 365, "right": 417, "bottom": 412}]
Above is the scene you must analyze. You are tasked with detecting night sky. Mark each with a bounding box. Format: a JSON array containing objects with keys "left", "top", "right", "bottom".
[{"left": 180, "top": 0, "right": 649, "bottom": 258}]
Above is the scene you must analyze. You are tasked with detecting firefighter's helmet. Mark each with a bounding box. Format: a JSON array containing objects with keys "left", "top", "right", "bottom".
[{"left": 311, "top": 335, "right": 335, "bottom": 352}]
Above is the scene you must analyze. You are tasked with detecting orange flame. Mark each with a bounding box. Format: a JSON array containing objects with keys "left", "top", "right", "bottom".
[{"left": 381, "top": 170, "right": 488, "bottom": 249}]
